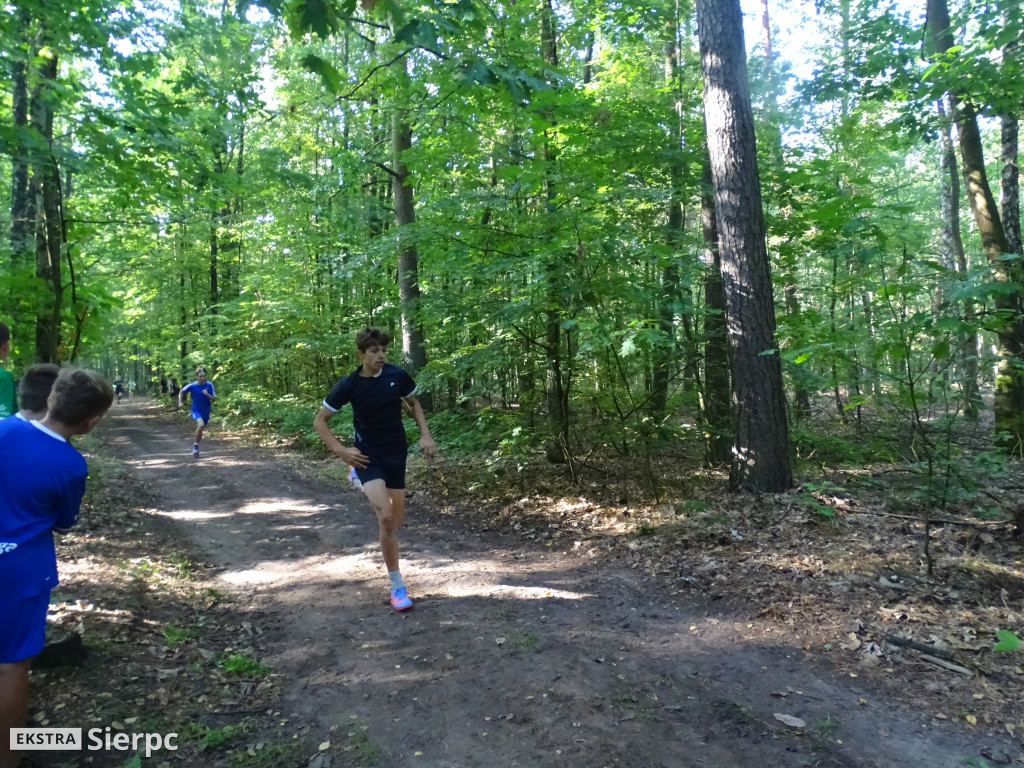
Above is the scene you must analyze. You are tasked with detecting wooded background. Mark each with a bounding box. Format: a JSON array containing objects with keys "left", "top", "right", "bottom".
[{"left": 1, "top": 0, "right": 1022, "bottom": 494}]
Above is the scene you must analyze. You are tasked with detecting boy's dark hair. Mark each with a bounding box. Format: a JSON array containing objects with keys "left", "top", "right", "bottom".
[
  {"left": 18, "top": 363, "right": 60, "bottom": 412},
  {"left": 0, "top": 322, "right": 9, "bottom": 346},
  {"left": 47, "top": 368, "right": 114, "bottom": 426},
  {"left": 355, "top": 327, "right": 391, "bottom": 352}
]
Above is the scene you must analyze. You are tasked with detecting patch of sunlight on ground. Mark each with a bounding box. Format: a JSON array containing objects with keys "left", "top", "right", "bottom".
[
  {"left": 235, "top": 499, "right": 327, "bottom": 515},
  {"left": 445, "top": 584, "right": 593, "bottom": 600},
  {"left": 162, "top": 509, "right": 235, "bottom": 520}
]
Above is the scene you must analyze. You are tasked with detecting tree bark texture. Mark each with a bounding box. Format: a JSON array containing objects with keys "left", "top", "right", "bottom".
[
  {"left": 928, "top": 0, "right": 1024, "bottom": 447},
  {"left": 8, "top": 6, "right": 32, "bottom": 268},
  {"left": 937, "top": 98, "right": 980, "bottom": 416},
  {"left": 1002, "top": 115, "right": 1021, "bottom": 256},
  {"left": 652, "top": 32, "right": 683, "bottom": 419},
  {"left": 31, "top": 48, "right": 62, "bottom": 363},
  {"left": 392, "top": 58, "right": 431, "bottom": 410},
  {"left": 701, "top": 155, "right": 731, "bottom": 466},
  {"left": 540, "top": 0, "right": 569, "bottom": 462},
  {"left": 697, "top": 0, "right": 792, "bottom": 491}
]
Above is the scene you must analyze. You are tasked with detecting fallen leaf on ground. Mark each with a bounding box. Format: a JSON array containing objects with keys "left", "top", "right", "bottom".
[{"left": 773, "top": 713, "right": 805, "bottom": 728}]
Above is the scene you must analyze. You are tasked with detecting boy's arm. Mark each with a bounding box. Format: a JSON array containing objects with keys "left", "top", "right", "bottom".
[
  {"left": 312, "top": 407, "right": 369, "bottom": 467},
  {"left": 404, "top": 396, "right": 437, "bottom": 457},
  {"left": 53, "top": 474, "right": 87, "bottom": 532}
]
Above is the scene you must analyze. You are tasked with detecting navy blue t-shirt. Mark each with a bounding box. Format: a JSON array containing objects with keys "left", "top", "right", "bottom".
[{"left": 322, "top": 363, "right": 416, "bottom": 457}]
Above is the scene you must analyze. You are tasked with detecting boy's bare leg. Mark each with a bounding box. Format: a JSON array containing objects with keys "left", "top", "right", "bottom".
[
  {"left": 361, "top": 480, "right": 406, "bottom": 572},
  {"left": 0, "top": 658, "right": 32, "bottom": 768},
  {"left": 194, "top": 417, "right": 206, "bottom": 445}
]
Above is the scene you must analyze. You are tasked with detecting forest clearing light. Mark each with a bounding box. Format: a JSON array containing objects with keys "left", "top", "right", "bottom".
[
  {"left": 446, "top": 584, "right": 592, "bottom": 600},
  {"left": 234, "top": 499, "right": 325, "bottom": 516},
  {"left": 162, "top": 509, "right": 233, "bottom": 521}
]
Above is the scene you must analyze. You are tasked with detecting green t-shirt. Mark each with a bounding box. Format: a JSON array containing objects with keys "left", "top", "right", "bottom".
[{"left": 0, "top": 366, "right": 15, "bottom": 418}]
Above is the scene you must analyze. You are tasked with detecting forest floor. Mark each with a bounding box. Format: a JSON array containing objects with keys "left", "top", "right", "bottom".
[{"left": 22, "top": 398, "right": 1024, "bottom": 768}]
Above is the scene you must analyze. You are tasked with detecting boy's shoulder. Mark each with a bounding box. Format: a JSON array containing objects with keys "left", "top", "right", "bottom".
[
  {"left": 0, "top": 414, "right": 32, "bottom": 438},
  {"left": 0, "top": 417, "right": 78, "bottom": 456},
  {"left": 381, "top": 363, "right": 411, "bottom": 378}
]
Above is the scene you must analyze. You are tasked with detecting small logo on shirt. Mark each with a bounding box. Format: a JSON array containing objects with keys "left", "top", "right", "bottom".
[{"left": 0, "top": 542, "right": 18, "bottom": 555}]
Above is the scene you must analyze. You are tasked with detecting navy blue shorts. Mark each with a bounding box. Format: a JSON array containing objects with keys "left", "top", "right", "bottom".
[
  {"left": 0, "top": 592, "right": 50, "bottom": 663},
  {"left": 354, "top": 452, "right": 407, "bottom": 490}
]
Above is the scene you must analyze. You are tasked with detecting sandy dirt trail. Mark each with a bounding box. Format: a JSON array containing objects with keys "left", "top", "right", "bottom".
[{"left": 97, "top": 400, "right": 997, "bottom": 768}]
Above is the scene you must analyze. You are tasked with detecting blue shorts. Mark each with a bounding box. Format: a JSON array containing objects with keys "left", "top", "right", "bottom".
[
  {"left": 354, "top": 452, "right": 407, "bottom": 490},
  {"left": 191, "top": 409, "right": 211, "bottom": 423},
  {"left": 0, "top": 592, "right": 50, "bottom": 663}
]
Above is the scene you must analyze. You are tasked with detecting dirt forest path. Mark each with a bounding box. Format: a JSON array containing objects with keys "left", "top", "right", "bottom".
[{"left": 97, "top": 399, "right": 993, "bottom": 768}]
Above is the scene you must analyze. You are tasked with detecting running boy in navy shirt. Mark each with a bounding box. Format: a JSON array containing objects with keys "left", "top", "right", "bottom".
[
  {"left": 313, "top": 328, "right": 437, "bottom": 611},
  {"left": 178, "top": 366, "right": 216, "bottom": 458},
  {"left": 0, "top": 367, "right": 113, "bottom": 768}
]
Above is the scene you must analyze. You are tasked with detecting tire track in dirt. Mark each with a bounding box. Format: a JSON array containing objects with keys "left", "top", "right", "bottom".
[{"left": 98, "top": 400, "right": 1001, "bottom": 768}]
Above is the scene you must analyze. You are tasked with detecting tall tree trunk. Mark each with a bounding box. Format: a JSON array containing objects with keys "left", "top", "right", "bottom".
[
  {"left": 31, "top": 47, "right": 62, "bottom": 363},
  {"left": 1000, "top": 0, "right": 1022, "bottom": 256},
  {"left": 652, "top": 29, "right": 683, "bottom": 418},
  {"left": 696, "top": 0, "right": 792, "bottom": 491},
  {"left": 540, "top": 0, "right": 569, "bottom": 463},
  {"left": 937, "top": 98, "right": 980, "bottom": 416},
  {"left": 758, "top": 0, "right": 809, "bottom": 417},
  {"left": 392, "top": 56, "right": 431, "bottom": 409},
  {"left": 1003, "top": 115, "right": 1022, "bottom": 256},
  {"left": 702, "top": 154, "right": 731, "bottom": 466},
  {"left": 928, "top": 0, "right": 1024, "bottom": 448},
  {"left": 8, "top": 6, "right": 32, "bottom": 270}
]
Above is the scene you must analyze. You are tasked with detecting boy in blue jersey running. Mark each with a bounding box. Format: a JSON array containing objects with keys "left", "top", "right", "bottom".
[
  {"left": 178, "top": 366, "right": 216, "bottom": 458},
  {"left": 0, "top": 367, "right": 113, "bottom": 768},
  {"left": 313, "top": 328, "right": 437, "bottom": 612}
]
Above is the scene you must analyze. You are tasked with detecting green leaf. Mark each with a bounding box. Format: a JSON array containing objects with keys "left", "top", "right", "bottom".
[
  {"left": 993, "top": 630, "right": 1022, "bottom": 652},
  {"left": 931, "top": 339, "right": 950, "bottom": 360},
  {"left": 394, "top": 18, "right": 438, "bottom": 49},
  {"left": 300, "top": 54, "right": 343, "bottom": 93}
]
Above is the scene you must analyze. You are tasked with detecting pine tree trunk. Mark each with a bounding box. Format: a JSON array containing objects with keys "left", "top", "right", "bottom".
[
  {"left": 928, "top": 0, "right": 1024, "bottom": 448},
  {"left": 32, "top": 47, "right": 62, "bottom": 363},
  {"left": 540, "top": 0, "right": 569, "bottom": 463},
  {"left": 697, "top": 0, "right": 792, "bottom": 491},
  {"left": 937, "top": 98, "right": 980, "bottom": 416},
  {"left": 701, "top": 155, "right": 731, "bottom": 466},
  {"left": 1002, "top": 115, "right": 1021, "bottom": 255},
  {"left": 652, "top": 32, "right": 683, "bottom": 418},
  {"left": 392, "top": 57, "right": 431, "bottom": 409},
  {"left": 8, "top": 6, "right": 32, "bottom": 267}
]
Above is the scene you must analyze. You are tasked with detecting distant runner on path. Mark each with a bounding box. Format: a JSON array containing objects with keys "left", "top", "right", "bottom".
[
  {"left": 178, "top": 366, "right": 216, "bottom": 459},
  {"left": 313, "top": 327, "right": 437, "bottom": 612}
]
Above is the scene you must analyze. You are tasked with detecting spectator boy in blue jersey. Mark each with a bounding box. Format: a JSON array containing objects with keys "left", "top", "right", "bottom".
[
  {"left": 13, "top": 363, "right": 60, "bottom": 421},
  {"left": 313, "top": 327, "right": 437, "bottom": 612},
  {"left": 0, "top": 367, "right": 113, "bottom": 768},
  {"left": 0, "top": 322, "right": 16, "bottom": 418},
  {"left": 178, "top": 366, "right": 216, "bottom": 458}
]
